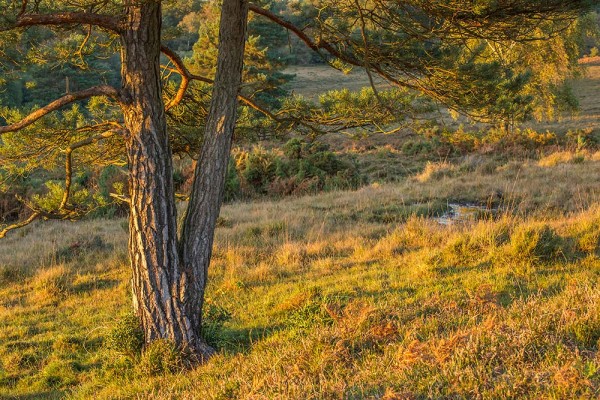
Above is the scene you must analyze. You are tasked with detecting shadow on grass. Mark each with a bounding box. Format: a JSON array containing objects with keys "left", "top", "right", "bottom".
[
  {"left": 3, "top": 390, "right": 64, "bottom": 400},
  {"left": 205, "top": 325, "right": 282, "bottom": 355},
  {"left": 71, "top": 278, "right": 120, "bottom": 294}
]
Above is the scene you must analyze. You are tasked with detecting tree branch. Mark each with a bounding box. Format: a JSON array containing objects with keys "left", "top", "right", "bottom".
[
  {"left": 248, "top": 4, "right": 417, "bottom": 91},
  {"left": 160, "top": 44, "right": 327, "bottom": 135},
  {"left": 0, "top": 85, "right": 121, "bottom": 136},
  {"left": 355, "top": 0, "right": 395, "bottom": 116},
  {"left": 161, "top": 45, "right": 214, "bottom": 110},
  {"left": 0, "top": 212, "right": 40, "bottom": 239},
  {"left": 0, "top": 127, "right": 124, "bottom": 239},
  {"left": 13, "top": 12, "right": 123, "bottom": 34},
  {"left": 59, "top": 129, "right": 121, "bottom": 210}
]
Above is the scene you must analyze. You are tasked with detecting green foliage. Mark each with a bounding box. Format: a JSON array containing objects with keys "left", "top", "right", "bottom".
[
  {"left": 401, "top": 140, "right": 433, "bottom": 156},
  {"left": 106, "top": 314, "right": 144, "bottom": 360},
  {"left": 282, "top": 0, "right": 592, "bottom": 126},
  {"left": 226, "top": 139, "right": 364, "bottom": 200},
  {"left": 138, "top": 340, "right": 182, "bottom": 376},
  {"left": 0, "top": 27, "right": 120, "bottom": 109},
  {"left": 508, "top": 225, "right": 564, "bottom": 264},
  {"left": 223, "top": 159, "right": 241, "bottom": 202},
  {"left": 416, "top": 126, "right": 566, "bottom": 157},
  {"left": 202, "top": 299, "right": 233, "bottom": 349},
  {"left": 92, "top": 166, "right": 128, "bottom": 218},
  {"left": 179, "top": 1, "right": 293, "bottom": 142}
]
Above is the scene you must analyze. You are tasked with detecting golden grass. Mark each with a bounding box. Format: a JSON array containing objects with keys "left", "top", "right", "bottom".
[
  {"left": 2, "top": 62, "right": 600, "bottom": 397},
  {"left": 1, "top": 151, "right": 600, "bottom": 398}
]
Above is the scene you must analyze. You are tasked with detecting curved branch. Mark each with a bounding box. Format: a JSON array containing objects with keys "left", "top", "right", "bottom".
[
  {"left": 0, "top": 85, "right": 121, "bottom": 136},
  {"left": 160, "top": 44, "right": 325, "bottom": 135},
  {"left": 0, "top": 212, "right": 40, "bottom": 239},
  {"left": 160, "top": 45, "right": 212, "bottom": 110},
  {"left": 161, "top": 46, "right": 191, "bottom": 110},
  {"left": 59, "top": 129, "right": 121, "bottom": 210},
  {"left": 248, "top": 4, "right": 417, "bottom": 92},
  {"left": 13, "top": 12, "right": 123, "bottom": 34}
]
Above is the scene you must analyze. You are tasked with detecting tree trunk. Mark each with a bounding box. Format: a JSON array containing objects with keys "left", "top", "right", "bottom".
[
  {"left": 118, "top": 0, "right": 248, "bottom": 362},
  {"left": 179, "top": 0, "right": 249, "bottom": 340},
  {"left": 119, "top": 0, "right": 212, "bottom": 360}
]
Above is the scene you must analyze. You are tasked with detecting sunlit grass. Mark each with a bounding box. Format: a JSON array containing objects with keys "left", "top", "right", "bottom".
[{"left": 1, "top": 150, "right": 600, "bottom": 398}]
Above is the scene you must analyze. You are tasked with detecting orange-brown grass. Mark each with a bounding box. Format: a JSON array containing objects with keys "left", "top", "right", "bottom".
[{"left": 1, "top": 153, "right": 600, "bottom": 398}]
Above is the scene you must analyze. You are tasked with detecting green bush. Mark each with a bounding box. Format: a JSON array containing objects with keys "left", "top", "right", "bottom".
[
  {"left": 137, "top": 339, "right": 182, "bottom": 376},
  {"left": 106, "top": 314, "right": 144, "bottom": 359},
  {"left": 94, "top": 165, "right": 129, "bottom": 218},
  {"left": 228, "top": 139, "right": 363, "bottom": 199},
  {"left": 402, "top": 140, "right": 434, "bottom": 156},
  {"left": 508, "top": 224, "right": 563, "bottom": 264},
  {"left": 223, "top": 158, "right": 241, "bottom": 202}
]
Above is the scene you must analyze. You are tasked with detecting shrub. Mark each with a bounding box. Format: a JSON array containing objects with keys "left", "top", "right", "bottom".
[
  {"left": 401, "top": 140, "right": 433, "bottom": 156},
  {"left": 137, "top": 339, "right": 182, "bottom": 376},
  {"left": 106, "top": 314, "right": 144, "bottom": 359},
  {"left": 507, "top": 224, "right": 563, "bottom": 264},
  {"left": 228, "top": 140, "right": 363, "bottom": 199},
  {"left": 223, "top": 158, "right": 241, "bottom": 202},
  {"left": 283, "top": 137, "right": 303, "bottom": 159},
  {"left": 566, "top": 128, "right": 599, "bottom": 151},
  {"left": 238, "top": 146, "right": 277, "bottom": 194}
]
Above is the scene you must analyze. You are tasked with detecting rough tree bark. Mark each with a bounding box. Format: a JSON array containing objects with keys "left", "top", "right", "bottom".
[
  {"left": 118, "top": 0, "right": 248, "bottom": 360},
  {"left": 120, "top": 0, "right": 191, "bottom": 353},
  {"left": 179, "top": 0, "right": 249, "bottom": 348}
]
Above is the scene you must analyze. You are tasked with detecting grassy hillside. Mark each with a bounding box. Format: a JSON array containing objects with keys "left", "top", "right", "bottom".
[
  {"left": 2, "top": 149, "right": 600, "bottom": 398},
  {"left": 1, "top": 60, "right": 600, "bottom": 400}
]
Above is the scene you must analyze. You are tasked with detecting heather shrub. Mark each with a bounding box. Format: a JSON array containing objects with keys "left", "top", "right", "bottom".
[{"left": 227, "top": 139, "right": 363, "bottom": 199}]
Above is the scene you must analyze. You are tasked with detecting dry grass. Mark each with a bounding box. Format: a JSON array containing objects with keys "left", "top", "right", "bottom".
[
  {"left": 2, "top": 61, "right": 600, "bottom": 400},
  {"left": 1, "top": 152, "right": 600, "bottom": 398}
]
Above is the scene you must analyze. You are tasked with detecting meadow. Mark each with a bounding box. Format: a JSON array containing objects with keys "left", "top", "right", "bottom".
[{"left": 1, "top": 63, "right": 600, "bottom": 399}]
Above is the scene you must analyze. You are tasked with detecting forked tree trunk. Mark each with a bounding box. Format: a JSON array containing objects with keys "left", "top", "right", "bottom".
[
  {"left": 180, "top": 0, "right": 249, "bottom": 337},
  {"left": 118, "top": 0, "right": 248, "bottom": 361}
]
